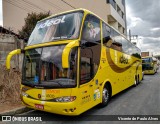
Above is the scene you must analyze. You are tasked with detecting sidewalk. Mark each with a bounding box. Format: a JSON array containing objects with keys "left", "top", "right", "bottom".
[{"left": 0, "top": 103, "right": 31, "bottom": 115}]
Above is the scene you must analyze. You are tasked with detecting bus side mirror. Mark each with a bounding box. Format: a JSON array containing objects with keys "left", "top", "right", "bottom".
[
  {"left": 62, "top": 41, "right": 79, "bottom": 68},
  {"left": 6, "top": 49, "right": 23, "bottom": 69}
]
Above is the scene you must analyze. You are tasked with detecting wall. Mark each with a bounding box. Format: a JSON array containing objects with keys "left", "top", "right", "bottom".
[{"left": 0, "top": 33, "right": 24, "bottom": 69}]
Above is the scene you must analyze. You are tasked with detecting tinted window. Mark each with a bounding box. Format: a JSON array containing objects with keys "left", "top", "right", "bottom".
[
  {"left": 82, "top": 15, "right": 101, "bottom": 43},
  {"left": 121, "top": 37, "right": 129, "bottom": 53},
  {"left": 114, "top": 31, "right": 122, "bottom": 44},
  {"left": 23, "top": 48, "right": 42, "bottom": 82},
  {"left": 28, "top": 12, "right": 83, "bottom": 46},
  {"left": 131, "top": 45, "right": 141, "bottom": 58},
  {"left": 80, "top": 44, "right": 101, "bottom": 84},
  {"left": 109, "top": 30, "right": 122, "bottom": 51},
  {"left": 121, "top": 37, "right": 141, "bottom": 58},
  {"left": 102, "top": 22, "right": 111, "bottom": 46},
  {"left": 107, "top": 27, "right": 141, "bottom": 58}
]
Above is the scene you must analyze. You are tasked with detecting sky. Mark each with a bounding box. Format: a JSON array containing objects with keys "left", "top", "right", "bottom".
[
  {"left": 126, "top": 0, "right": 160, "bottom": 55},
  {"left": 0, "top": 0, "right": 160, "bottom": 55}
]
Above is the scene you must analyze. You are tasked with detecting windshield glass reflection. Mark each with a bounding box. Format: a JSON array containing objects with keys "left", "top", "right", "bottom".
[{"left": 22, "top": 45, "right": 78, "bottom": 88}]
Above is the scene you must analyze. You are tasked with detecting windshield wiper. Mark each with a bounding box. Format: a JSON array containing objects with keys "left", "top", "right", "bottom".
[
  {"left": 22, "top": 79, "right": 35, "bottom": 87},
  {"left": 43, "top": 80, "right": 64, "bottom": 87}
]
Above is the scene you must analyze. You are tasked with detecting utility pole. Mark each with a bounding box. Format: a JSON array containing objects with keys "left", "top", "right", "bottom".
[{"left": 129, "top": 29, "right": 131, "bottom": 41}]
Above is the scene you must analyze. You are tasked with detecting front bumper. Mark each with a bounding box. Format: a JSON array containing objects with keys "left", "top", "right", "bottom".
[
  {"left": 143, "top": 70, "right": 155, "bottom": 74},
  {"left": 21, "top": 96, "right": 80, "bottom": 116}
]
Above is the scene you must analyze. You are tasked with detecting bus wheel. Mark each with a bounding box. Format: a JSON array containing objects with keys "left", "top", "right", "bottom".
[
  {"left": 134, "top": 76, "right": 138, "bottom": 86},
  {"left": 137, "top": 75, "right": 140, "bottom": 84},
  {"left": 142, "top": 72, "right": 144, "bottom": 80},
  {"left": 100, "top": 85, "right": 110, "bottom": 107}
]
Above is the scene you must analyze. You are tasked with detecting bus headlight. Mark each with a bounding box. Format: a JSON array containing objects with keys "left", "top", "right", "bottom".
[
  {"left": 21, "top": 91, "right": 28, "bottom": 97},
  {"left": 53, "top": 96, "right": 76, "bottom": 102}
]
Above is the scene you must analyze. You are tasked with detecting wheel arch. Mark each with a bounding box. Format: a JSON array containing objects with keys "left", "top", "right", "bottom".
[
  {"left": 101, "top": 80, "right": 112, "bottom": 97},
  {"left": 99, "top": 80, "right": 112, "bottom": 106}
]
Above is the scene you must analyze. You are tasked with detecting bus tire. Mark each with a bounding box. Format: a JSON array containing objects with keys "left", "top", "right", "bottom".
[
  {"left": 142, "top": 76, "right": 144, "bottom": 80},
  {"left": 137, "top": 75, "right": 140, "bottom": 84},
  {"left": 134, "top": 76, "right": 138, "bottom": 87},
  {"left": 142, "top": 72, "right": 144, "bottom": 80},
  {"left": 99, "top": 84, "right": 110, "bottom": 107}
]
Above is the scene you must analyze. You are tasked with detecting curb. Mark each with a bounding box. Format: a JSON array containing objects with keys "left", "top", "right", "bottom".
[{"left": 0, "top": 107, "right": 32, "bottom": 115}]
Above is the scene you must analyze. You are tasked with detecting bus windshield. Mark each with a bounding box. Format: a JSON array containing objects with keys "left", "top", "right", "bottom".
[
  {"left": 22, "top": 45, "right": 78, "bottom": 88},
  {"left": 142, "top": 58, "right": 152, "bottom": 63},
  {"left": 27, "top": 11, "right": 83, "bottom": 46},
  {"left": 142, "top": 57, "right": 153, "bottom": 71}
]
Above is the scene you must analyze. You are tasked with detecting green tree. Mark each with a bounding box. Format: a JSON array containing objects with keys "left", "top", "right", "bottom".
[{"left": 18, "top": 11, "right": 50, "bottom": 42}]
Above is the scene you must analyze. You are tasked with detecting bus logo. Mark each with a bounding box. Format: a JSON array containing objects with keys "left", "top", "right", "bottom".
[
  {"left": 120, "top": 55, "right": 129, "bottom": 64},
  {"left": 38, "top": 16, "right": 66, "bottom": 29}
]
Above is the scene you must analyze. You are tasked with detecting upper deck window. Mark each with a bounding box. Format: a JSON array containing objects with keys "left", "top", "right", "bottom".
[
  {"left": 81, "top": 14, "right": 101, "bottom": 43},
  {"left": 27, "top": 11, "right": 83, "bottom": 46}
]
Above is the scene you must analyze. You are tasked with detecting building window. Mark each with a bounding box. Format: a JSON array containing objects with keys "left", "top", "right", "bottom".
[
  {"left": 123, "top": 28, "right": 125, "bottom": 34},
  {"left": 122, "top": 0, "right": 125, "bottom": 6},
  {"left": 107, "top": 0, "right": 116, "bottom": 10},
  {"left": 122, "top": 12, "right": 124, "bottom": 19}
]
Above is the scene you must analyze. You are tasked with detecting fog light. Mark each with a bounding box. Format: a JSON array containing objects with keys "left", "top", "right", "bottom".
[{"left": 21, "top": 92, "right": 28, "bottom": 97}]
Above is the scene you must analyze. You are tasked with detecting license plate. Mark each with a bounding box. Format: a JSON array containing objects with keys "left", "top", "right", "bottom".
[{"left": 35, "top": 104, "right": 44, "bottom": 110}]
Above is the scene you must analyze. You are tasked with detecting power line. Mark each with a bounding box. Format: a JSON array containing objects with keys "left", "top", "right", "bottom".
[
  {"left": 16, "top": 0, "right": 48, "bottom": 13},
  {"left": 5, "top": 0, "right": 45, "bottom": 14},
  {"left": 21, "top": 0, "right": 47, "bottom": 12},
  {"left": 61, "top": 0, "right": 76, "bottom": 9},
  {"left": 4, "top": 0, "right": 30, "bottom": 12},
  {"left": 5, "top": 0, "right": 49, "bottom": 16},
  {"left": 14, "top": 0, "right": 37, "bottom": 12},
  {"left": 44, "top": 0, "right": 64, "bottom": 11}
]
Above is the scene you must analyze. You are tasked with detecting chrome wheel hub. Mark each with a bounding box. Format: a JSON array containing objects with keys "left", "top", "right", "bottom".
[{"left": 103, "top": 87, "right": 109, "bottom": 102}]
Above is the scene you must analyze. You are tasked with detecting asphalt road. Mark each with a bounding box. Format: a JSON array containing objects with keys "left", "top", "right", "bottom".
[{"left": 9, "top": 69, "right": 160, "bottom": 124}]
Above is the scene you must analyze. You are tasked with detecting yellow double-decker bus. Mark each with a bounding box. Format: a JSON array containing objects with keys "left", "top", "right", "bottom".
[
  {"left": 6, "top": 9, "right": 142, "bottom": 115},
  {"left": 142, "top": 56, "right": 158, "bottom": 74}
]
